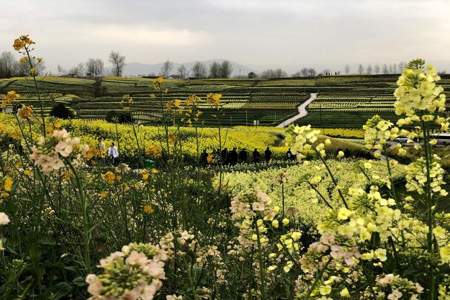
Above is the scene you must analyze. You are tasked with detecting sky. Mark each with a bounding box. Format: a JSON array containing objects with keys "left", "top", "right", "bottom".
[{"left": 1, "top": 0, "right": 450, "bottom": 73}]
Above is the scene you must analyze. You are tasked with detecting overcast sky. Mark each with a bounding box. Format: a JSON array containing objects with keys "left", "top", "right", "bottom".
[{"left": 2, "top": 0, "right": 450, "bottom": 72}]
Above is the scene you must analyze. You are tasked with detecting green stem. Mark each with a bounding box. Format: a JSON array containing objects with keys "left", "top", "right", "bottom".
[
  {"left": 24, "top": 46, "right": 46, "bottom": 137},
  {"left": 254, "top": 219, "right": 266, "bottom": 300},
  {"left": 315, "top": 148, "right": 349, "bottom": 208}
]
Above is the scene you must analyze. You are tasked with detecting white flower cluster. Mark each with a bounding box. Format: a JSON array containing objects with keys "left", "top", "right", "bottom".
[
  {"left": 31, "top": 129, "right": 81, "bottom": 174},
  {"left": 86, "top": 242, "right": 169, "bottom": 300}
]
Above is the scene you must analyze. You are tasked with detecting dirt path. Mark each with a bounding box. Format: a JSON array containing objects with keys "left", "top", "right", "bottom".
[{"left": 276, "top": 93, "right": 318, "bottom": 128}]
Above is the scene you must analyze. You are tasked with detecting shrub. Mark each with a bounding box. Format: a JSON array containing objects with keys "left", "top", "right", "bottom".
[
  {"left": 50, "top": 102, "right": 74, "bottom": 119},
  {"left": 105, "top": 111, "right": 133, "bottom": 123}
]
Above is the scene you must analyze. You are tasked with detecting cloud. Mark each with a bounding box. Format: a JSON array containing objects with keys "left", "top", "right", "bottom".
[
  {"left": 92, "top": 25, "right": 211, "bottom": 47},
  {"left": 0, "top": 0, "right": 449, "bottom": 71}
]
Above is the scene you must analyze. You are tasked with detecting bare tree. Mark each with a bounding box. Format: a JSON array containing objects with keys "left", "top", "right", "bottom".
[
  {"left": 358, "top": 64, "right": 364, "bottom": 75},
  {"left": 307, "top": 68, "right": 316, "bottom": 77},
  {"left": 86, "top": 59, "right": 104, "bottom": 77},
  {"left": 69, "top": 63, "right": 85, "bottom": 77},
  {"left": 393, "top": 63, "right": 399, "bottom": 74},
  {"left": 220, "top": 60, "right": 233, "bottom": 78},
  {"left": 366, "top": 65, "right": 373, "bottom": 75},
  {"left": 109, "top": 51, "right": 126, "bottom": 77},
  {"left": 382, "top": 64, "right": 389, "bottom": 74},
  {"left": 192, "top": 62, "right": 207, "bottom": 78},
  {"left": 374, "top": 65, "right": 381, "bottom": 74},
  {"left": 344, "top": 65, "right": 351, "bottom": 75},
  {"left": 57, "top": 65, "right": 66, "bottom": 75},
  {"left": 260, "top": 69, "right": 288, "bottom": 79},
  {"left": 300, "top": 68, "right": 309, "bottom": 77},
  {"left": 177, "top": 65, "right": 188, "bottom": 79},
  {"left": 0, "top": 52, "right": 17, "bottom": 78},
  {"left": 160, "top": 60, "right": 173, "bottom": 77},
  {"left": 209, "top": 61, "right": 221, "bottom": 78},
  {"left": 18, "top": 57, "right": 45, "bottom": 76}
]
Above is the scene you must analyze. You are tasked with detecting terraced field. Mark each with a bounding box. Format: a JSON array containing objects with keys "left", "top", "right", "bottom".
[{"left": 1, "top": 75, "right": 449, "bottom": 128}]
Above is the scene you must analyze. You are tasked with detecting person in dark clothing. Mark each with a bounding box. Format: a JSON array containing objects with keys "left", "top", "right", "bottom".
[
  {"left": 238, "top": 148, "right": 248, "bottom": 163},
  {"left": 229, "top": 147, "right": 238, "bottom": 165},
  {"left": 221, "top": 148, "right": 228, "bottom": 165},
  {"left": 199, "top": 149, "right": 208, "bottom": 166},
  {"left": 286, "top": 148, "right": 294, "bottom": 160},
  {"left": 264, "top": 147, "right": 272, "bottom": 163},
  {"left": 214, "top": 149, "right": 221, "bottom": 165},
  {"left": 252, "top": 148, "right": 260, "bottom": 163}
]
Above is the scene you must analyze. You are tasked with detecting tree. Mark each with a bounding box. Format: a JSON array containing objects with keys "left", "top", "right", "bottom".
[
  {"left": 344, "top": 65, "right": 351, "bottom": 75},
  {"left": 109, "top": 51, "right": 125, "bottom": 77},
  {"left": 300, "top": 68, "right": 309, "bottom": 77},
  {"left": 192, "top": 62, "right": 207, "bottom": 78},
  {"left": 366, "top": 65, "right": 373, "bottom": 75},
  {"left": 86, "top": 59, "right": 104, "bottom": 77},
  {"left": 176, "top": 65, "right": 187, "bottom": 79},
  {"left": 260, "top": 69, "right": 288, "bottom": 79},
  {"left": 57, "top": 65, "right": 66, "bottom": 75},
  {"left": 69, "top": 63, "right": 85, "bottom": 77},
  {"left": 18, "top": 57, "right": 45, "bottom": 76},
  {"left": 209, "top": 61, "right": 221, "bottom": 78},
  {"left": 50, "top": 103, "right": 74, "bottom": 119},
  {"left": 220, "top": 60, "right": 233, "bottom": 78},
  {"left": 358, "top": 64, "right": 364, "bottom": 75},
  {"left": 0, "top": 52, "right": 17, "bottom": 78},
  {"left": 374, "top": 65, "right": 381, "bottom": 74},
  {"left": 382, "top": 64, "right": 389, "bottom": 74},
  {"left": 248, "top": 72, "right": 257, "bottom": 79},
  {"left": 393, "top": 63, "right": 399, "bottom": 74},
  {"left": 307, "top": 68, "right": 316, "bottom": 77},
  {"left": 160, "top": 60, "right": 173, "bottom": 77}
]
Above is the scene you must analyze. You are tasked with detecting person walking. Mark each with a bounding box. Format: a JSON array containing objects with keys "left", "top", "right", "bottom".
[
  {"left": 199, "top": 149, "right": 208, "bottom": 166},
  {"left": 238, "top": 148, "right": 248, "bottom": 163},
  {"left": 286, "top": 148, "right": 294, "bottom": 161},
  {"left": 264, "top": 147, "right": 272, "bottom": 163},
  {"left": 107, "top": 142, "right": 119, "bottom": 165},
  {"left": 252, "top": 148, "right": 260, "bottom": 163},
  {"left": 221, "top": 148, "right": 229, "bottom": 165},
  {"left": 229, "top": 147, "right": 238, "bottom": 165}
]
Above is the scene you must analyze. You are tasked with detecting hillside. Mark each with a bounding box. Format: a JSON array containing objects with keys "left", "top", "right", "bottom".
[{"left": 1, "top": 74, "right": 449, "bottom": 128}]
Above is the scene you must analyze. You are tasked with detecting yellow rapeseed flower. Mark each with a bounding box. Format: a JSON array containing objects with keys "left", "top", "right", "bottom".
[
  {"left": 145, "top": 144, "right": 162, "bottom": 158},
  {"left": 1, "top": 91, "right": 20, "bottom": 108},
  {"left": 17, "top": 105, "right": 33, "bottom": 119},
  {"left": 4, "top": 177, "right": 13, "bottom": 192},
  {"left": 153, "top": 76, "right": 165, "bottom": 88},
  {"left": 13, "top": 35, "right": 35, "bottom": 52},
  {"left": 102, "top": 171, "right": 116, "bottom": 184},
  {"left": 207, "top": 93, "right": 222, "bottom": 108},
  {"left": 143, "top": 204, "right": 154, "bottom": 214},
  {"left": 141, "top": 170, "right": 150, "bottom": 181}
]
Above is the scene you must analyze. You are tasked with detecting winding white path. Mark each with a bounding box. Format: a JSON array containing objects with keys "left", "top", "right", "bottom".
[{"left": 276, "top": 93, "right": 318, "bottom": 128}]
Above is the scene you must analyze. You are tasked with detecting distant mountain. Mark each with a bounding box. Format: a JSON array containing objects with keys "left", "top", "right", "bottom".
[{"left": 123, "top": 59, "right": 255, "bottom": 77}]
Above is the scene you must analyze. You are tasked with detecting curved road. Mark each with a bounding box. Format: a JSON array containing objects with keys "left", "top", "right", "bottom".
[{"left": 276, "top": 93, "right": 318, "bottom": 128}]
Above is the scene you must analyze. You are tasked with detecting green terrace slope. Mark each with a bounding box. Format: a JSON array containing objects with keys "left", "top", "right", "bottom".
[{"left": 1, "top": 75, "right": 449, "bottom": 128}]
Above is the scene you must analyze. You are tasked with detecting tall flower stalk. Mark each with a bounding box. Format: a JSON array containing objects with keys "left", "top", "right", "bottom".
[{"left": 13, "top": 35, "right": 47, "bottom": 137}]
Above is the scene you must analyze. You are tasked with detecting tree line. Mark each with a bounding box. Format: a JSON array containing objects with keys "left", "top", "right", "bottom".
[
  {"left": 1, "top": 49, "right": 446, "bottom": 79},
  {"left": 0, "top": 52, "right": 46, "bottom": 78}
]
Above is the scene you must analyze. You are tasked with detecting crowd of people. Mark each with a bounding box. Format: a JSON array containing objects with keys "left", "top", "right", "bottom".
[
  {"left": 101, "top": 137, "right": 296, "bottom": 167},
  {"left": 199, "top": 147, "right": 296, "bottom": 165}
]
